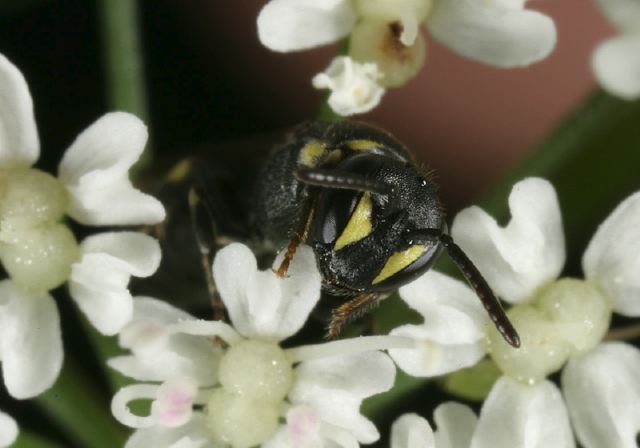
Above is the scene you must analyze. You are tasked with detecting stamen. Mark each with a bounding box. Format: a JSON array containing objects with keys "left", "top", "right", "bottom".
[
  {"left": 166, "top": 320, "right": 241, "bottom": 345},
  {"left": 111, "top": 384, "right": 159, "bottom": 428},
  {"left": 286, "top": 335, "right": 415, "bottom": 362}
]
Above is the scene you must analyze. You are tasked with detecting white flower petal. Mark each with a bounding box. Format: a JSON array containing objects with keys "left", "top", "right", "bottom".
[
  {"left": 58, "top": 112, "right": 165, "bottom": 226},
  {"left": 427, "top": 0, "right": 556, "bottom": 68},
  {"left": 593, "top": 0, "right": 640, "bottom": 32},
  {"left": 284, "top": 406, "right": 323, "bottom": 448},
  {"left": 399, "top": 270, "right": 487, "bottom": 336},
  {"left": 257, "top": 0, "right": 356, "bottom": 52},
  {"left": 452, "top": 178, "right": 565, "bottom": 304},
  {"left": 0, "top": 409, "right": 18, "bottom": 448},
  {"left": 389, "top": 324, "right": 485, "bottom": 377},
  {"left": 471, "top": 377, "right": 574, "bottom": 448},
  {"left": 390, "top": 414, "right": 435, "bottom": 448},
  {"left": 125, "top": 413, "right": 214, "bottom": 448},
  {"left": 213, "top": 243, "right": 321, "bottom": 341},
  {"left": 262, "top": 426, "right": 297, "bottom": 448},
  {"left": 0, "top": 281, "right": 62, "bottom": 399},
  {"left": 69, "top": 232, "right": 161, "bottom": 335},
  {"left": 583, "top": 191, "right": 640, "bottom": 316},
  {"left": 151, "top": 378, "right": 198, "bottom": 428},
  {"left": 390, "top": 271, "right": 487, "bottom": 376},
  {"left": 433, "top": 402, "right": 477, "bottom": 448},
  {"left": 265, "top": 406, "right": 360, "bottom": 448},
  {"left": 0, "top": 53, "right": 39, "bottom": 168},
  {"left": 312, "top": 56, "right": 385, "bottom": 116},
  {"left": 109, "top": 299, "right": 220, "bottom": 385},
  {"left": 592, "top": 34, "right": 640, "bottom": 101},
  {"left": 290, "top": 351, "right": 395, "bottom": 443},
  {"left": 130, "top": 296, "right": 195, "bottom": 324},
  {"left": 562, "top": 342, "right": 640, "bottom": 448}
]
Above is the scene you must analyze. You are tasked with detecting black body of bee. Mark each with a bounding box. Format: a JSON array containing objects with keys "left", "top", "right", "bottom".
[{"left": 250, "top": 121, "right": 519, "bottom": 347}]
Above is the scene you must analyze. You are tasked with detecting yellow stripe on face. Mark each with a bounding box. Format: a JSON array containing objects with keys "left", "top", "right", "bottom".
[
  {"left": 334, "top": 192, "right": 373, "bottom": 250},
  {"left": 300, "top": 141, "right": 327, "bottom": 166},
  {"left": 346, "top": 140, "right": 380, "bottom": 151},
  {"left": 372, "top": 245, "right": 427, "bottom": 285}
]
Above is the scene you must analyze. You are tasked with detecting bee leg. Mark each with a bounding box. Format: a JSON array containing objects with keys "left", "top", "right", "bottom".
[
  {"left": 274, "top": 193, "right": 318, "bottom": 277},
  {"left": 326, "top": 292, "right": 384, "bottom": 338},
  {"left": 187, "top": 186, "right": 226, "bottom": 321}
]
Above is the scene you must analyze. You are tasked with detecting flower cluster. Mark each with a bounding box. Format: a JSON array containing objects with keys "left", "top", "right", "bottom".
[
  {"left": 105, "top": 176, "right": 640, "bottom": 448},
  {"left": 1, "top": 3, "right": 639, "bottom": 440},
  {"left": 0, "top": 53, "right": 164, "bottom": 445},
  {"left": 110, "top": 244, "right": 414, "bottom": 448},
  {"left": 388, "top": 177, "right": 640, "bottom": 448},
  {"left": 257, "top": 0, "right": 557, "bottom": 115}
]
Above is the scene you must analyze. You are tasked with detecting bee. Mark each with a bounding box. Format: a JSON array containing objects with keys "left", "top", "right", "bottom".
[
  {"left": 163, "top": 121, "right": 519, "bottom": 347},
  {"left": 249, "top": 121, "right": 520, "bottom": 347}
]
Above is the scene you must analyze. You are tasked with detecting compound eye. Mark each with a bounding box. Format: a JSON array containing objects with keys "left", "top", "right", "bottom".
[
  {"left": 309, "top": 154, "right": 387, "bottom": 247},
  {"left": 312, "top": 188, "right": 361, "bottom": 246}
]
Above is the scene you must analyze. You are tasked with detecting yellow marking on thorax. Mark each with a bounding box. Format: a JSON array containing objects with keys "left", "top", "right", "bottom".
[
  {"left": 372, "top": 245, "right": 427, "bottom": 285},
  {"left": 346, "top": 140, "right": 381, "bottom": 151},
  {"left": 334, "top": 192, "right": 373, "bottom": 250},
  {"left": 300, "top": 141, "right": 327, "bottom": 166},
  {"left": 167, "top": 158, "right": 193, "bottom": 183}
]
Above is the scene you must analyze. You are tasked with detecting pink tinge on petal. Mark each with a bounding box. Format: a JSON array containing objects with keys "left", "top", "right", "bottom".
[
  {"left": 119, "top": 319, "right": 170, "bottom": 357},
  {"left": 152, "top": 378, "right": 198, "bottom": 428},
  {"left": 287, "top": 406, "right": 321, "bottom": 446}
]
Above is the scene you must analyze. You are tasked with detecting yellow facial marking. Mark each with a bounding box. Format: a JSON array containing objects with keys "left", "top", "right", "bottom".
[
  {"left": 300, "top": 141, "right": 327, "bottom": 166},
  {"left": 372, "top": 245, "right": 427, "bottom": 285},
  {"left": 346, "top": 140, "right": 381, "bottom": 151},
  {"left": 324, "top": 149, "right": 343, "bottom": 165},
  {"left": 167, "top": 158, "right": 193, "bottom": 183},
  {"left": 334, "top": 192, "right": 373, "bottom": 250}
]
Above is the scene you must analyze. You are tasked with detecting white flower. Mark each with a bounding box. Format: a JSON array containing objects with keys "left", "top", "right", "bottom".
[
  {"left": 258, "top": 0, "right": 556, "bottom": 114},
  {"left": 0, "top": 410, "right": 18, "bottom": 448},
  {"left": 390, "top": 378, "right": 574, "bottom": 448},
  {"left": 312, "top": 56, "right": 385, "bottom": 116},
  {"left": 591, "top": 0, "right": 640, "bottom": 100},
  {"left": 389, "top": 177, "right": 640, "bottom": 448},
  {"left": 0, "top": 52, "right": 163, "bottom": 414},
  {"left": 111, "top": 243, "right": 412, "bottom": 448}
]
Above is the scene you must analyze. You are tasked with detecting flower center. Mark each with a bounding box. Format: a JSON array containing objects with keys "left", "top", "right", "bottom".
[
  {"left": 487, "top": 278, "right": 612, "bottom": 384},
  {"left": 206, "top": 339, "right": 294, "bottom": 447},
  {"left": 0, "top": 168, "right": 79, "bottom": 293},
  {"left": 349, "top": 0, "right": 432, "bottom": 87},
  {"left": 354, "top": 0, "right": 432, "bottom": 25}
]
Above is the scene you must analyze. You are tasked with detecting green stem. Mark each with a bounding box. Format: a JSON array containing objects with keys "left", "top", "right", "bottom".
[
  {"left": 14, "top": 430, "right": 66, "bottom": 448},
  {"left": 605, "top": 323, "right": 640, "bottom": 342},
  {"left": 80, "top": 311, "right": 131, "bottom": 393},
  {"left": 35, "top": 358, "right": 128, "bottom": 448},
  {"left": 97, "top": 0, "right": 151, "bottom": 171},
  {"left": 479, "top": 90, "right": 640, "bottom": 261}
]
